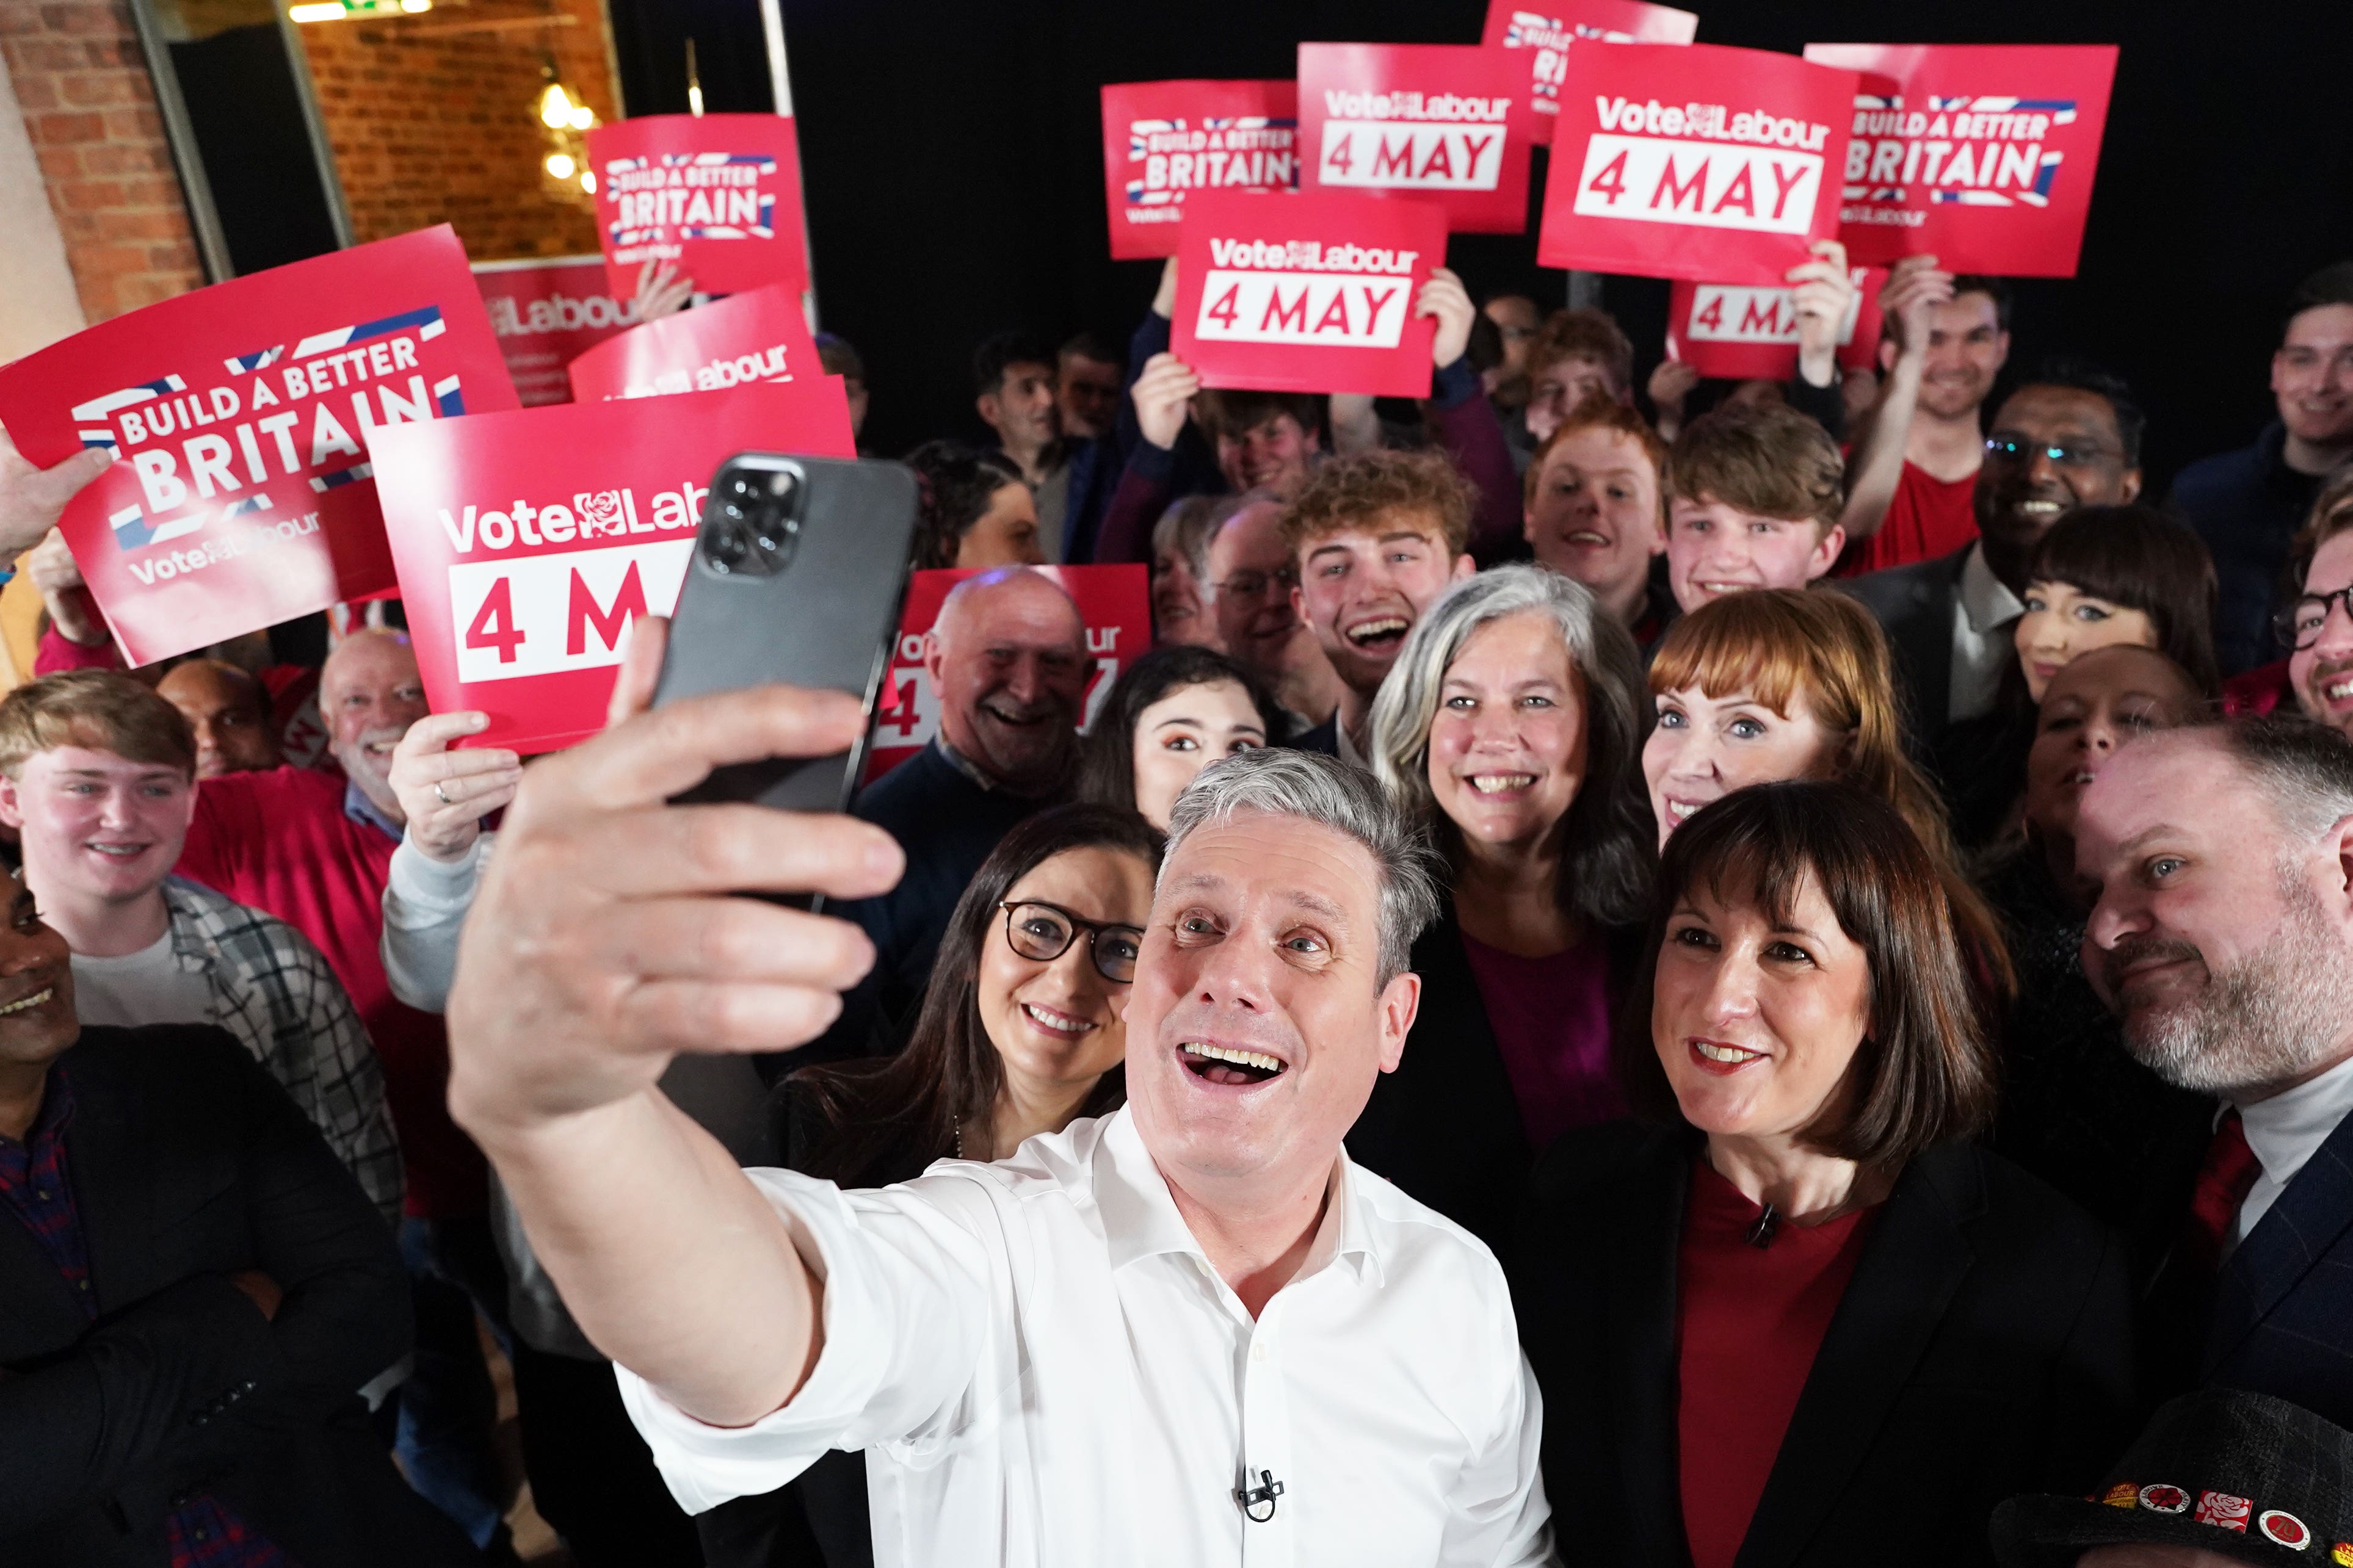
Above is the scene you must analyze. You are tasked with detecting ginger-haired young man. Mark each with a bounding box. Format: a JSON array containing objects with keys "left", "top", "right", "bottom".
[
  {"left": 1662, "top": 402, "right": 1847, "bottom": 615},
  {"left": 1282, "top": 448, "right": 1478, "bottom": 763},
  {"left": 1523, "top": 391, "right": 1672, "bottom": 644}
]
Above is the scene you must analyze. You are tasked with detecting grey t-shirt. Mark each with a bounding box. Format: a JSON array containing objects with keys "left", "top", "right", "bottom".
[{"left": 72, "top": 929, "right": 212, "bottom": 1028}]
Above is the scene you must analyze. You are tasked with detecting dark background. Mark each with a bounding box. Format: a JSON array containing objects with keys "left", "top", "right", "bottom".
[{"left": 605, "top": 0, "right": 2353, "bottom": 489}]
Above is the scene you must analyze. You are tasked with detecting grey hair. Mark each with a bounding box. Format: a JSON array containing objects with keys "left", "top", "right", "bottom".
[
  {"left": 1162, "top": 746, "right": 1440, "bottom": 987},
  {"left": 2191, "top": 715, "right": 2353, "bottom": 844},
  {"left": 1368, "top": 563, "right": 1655, "bottom": 929},
  {"left": 1151, "top": 493, "right": 1239, "bottom": 586}
]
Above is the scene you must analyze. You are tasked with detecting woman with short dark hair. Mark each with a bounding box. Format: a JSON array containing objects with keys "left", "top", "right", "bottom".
[
  {"left": 905, "top": 441, "right": 1042, "bottom": 569},
  {"left": 1078, "top": 644, "right": 1286, "bottom": 830},
  {"left": 1512, "top": 781, "right": 2134, "bottom": 1568}
]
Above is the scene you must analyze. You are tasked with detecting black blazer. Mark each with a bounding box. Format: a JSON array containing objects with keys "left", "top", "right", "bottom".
[
  {"left": 1346, "top": 906, "right": 1636, "bottom": 1249},
  {"left": 2203, "top": 1102, "right": 2353, "bottom": 1430},
  {"left": 1835, "top": 544, "right": 1973, "bottom": 742},
  {"left": 1509, "top": 1122, "right": 2136, "bottom": 1568},
  {"left": 0, "top": 1025, "right": 478, "bottom": 1568}
]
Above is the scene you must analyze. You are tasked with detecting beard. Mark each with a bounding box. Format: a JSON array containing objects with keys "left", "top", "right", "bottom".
[{"left": 2112, "top": 868, "right": 2353, "bottom": 1097}]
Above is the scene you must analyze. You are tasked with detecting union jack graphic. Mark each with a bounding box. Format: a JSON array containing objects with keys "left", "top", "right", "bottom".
[
  {"left": 70, "top": 375, "right": 187, "bottom": 452},
  {"left": 1846, "top": 94, "right": 2076, "bottom": 209},
  {"left": 223, "top": 305, "right": 445, "bottom": 381},
  {"left": 1123, "top": 115, "right": 1296, "bottom": 206},
  {"left": 606, "top": 153, "right": 778, "bottom": 243},
  {"left": 310, "top": 461, "right": 374, "bottom": 494}
]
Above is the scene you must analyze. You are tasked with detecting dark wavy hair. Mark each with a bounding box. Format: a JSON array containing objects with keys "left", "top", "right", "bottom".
[
  {"left": 1079, "top": 645, "right": 1290, "bottom": 815},
  {"left": 786, "top": 803, "right": 1164, "bottom": 1183},
  {"left": 2026, "top": 505, "right": 2221, "bottom": 697},
  {"left": 1614, "top": 781, "right": 1998, "bottom": 1169},
  {"left": 906, "top": 439, "right": 1027, "bottom": 569}
]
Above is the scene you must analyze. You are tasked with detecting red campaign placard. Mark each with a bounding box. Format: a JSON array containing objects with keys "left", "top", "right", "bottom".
[
  {"left": 567, "top": 284, "right": 821, "bottom": 402},
  {"left": 0, "top": 225, "right": 517, "bottom": 668},
  {"left": 1665, "top": 266, "right": 1887, "bottom": 379},
  {"left": 587, "top": 114, "right": 810, "bottom": 301},
  {"left": 369, "top": 381, "right": 855, "bottom": 754},
  {"left": 1539, "top": 43, "right": 1858, "bottom": 284},
  {"left": 1172, "top": 190, "right": 1443, "bottom": 399},
  {"left": 472, "top": 256, "right": 637, "bottom": 407},
  {"left": 1298, "top": 44, "right": 1530, "bottom": 234},
  {"left": 1802, "top": 44, "right": 2119, "bottom": 277},
  {"left": 863, "top": 565, "right": 1150, "bottom": 784},
  {"left": 1100, "top": 80, "right": 1300, "bottom": 261},
  {"left": 1481, "top": 0, "right": 1698, "bottom": 146}
]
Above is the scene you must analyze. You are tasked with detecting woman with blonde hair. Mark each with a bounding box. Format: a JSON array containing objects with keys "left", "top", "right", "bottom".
[
  {"left": 1642, "top": 588, "right": 2010, "bottom": 1001},
  {"left": 1348, "top": 564, "right": 1655, "bottom": 1244}
]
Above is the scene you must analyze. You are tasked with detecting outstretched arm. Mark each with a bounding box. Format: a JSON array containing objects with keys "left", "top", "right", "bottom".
[
  {"left": 445, "top": 623, "right": 904, "bottom": 1426},
  {"left": 1839, "top": 255, "right": 1952, "bottom": 543}
]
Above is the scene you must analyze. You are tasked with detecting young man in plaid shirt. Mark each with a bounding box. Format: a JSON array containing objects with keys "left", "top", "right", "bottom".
[{"left": 0, "top": 670, "right": 401, "bottom": 1227}]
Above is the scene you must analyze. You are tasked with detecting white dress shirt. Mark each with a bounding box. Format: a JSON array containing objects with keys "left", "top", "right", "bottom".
[
  {"left": 2236, "top": 1052, "right": 2353, "bottom": 1244},
  {"left": 617, "top": 1107, "right": 1554, "bottom": 1567},
  {"left": 1948, "top": 541, "right": 2027, "bottom": 723}
]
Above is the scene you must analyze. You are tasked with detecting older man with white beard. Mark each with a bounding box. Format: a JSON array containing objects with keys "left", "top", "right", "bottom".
[
  {"left": 2074, "top": 716, "right": 2353, "bottom": 1431},
  {"left": 441, "top": 624, "right": 1554, "bottom": 1567}
]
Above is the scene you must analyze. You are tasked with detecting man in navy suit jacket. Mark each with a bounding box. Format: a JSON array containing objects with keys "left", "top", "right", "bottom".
[{"left": 2074, "top": 716, "right": 2353, "bottom": 1428}]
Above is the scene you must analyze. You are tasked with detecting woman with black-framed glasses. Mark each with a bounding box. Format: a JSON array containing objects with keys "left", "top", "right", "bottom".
[{"left": 697, "top": 803, "right": 1162, "bottom": 1568}]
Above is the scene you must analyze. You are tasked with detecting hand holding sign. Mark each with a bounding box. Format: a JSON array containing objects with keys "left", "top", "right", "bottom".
[
  {"left": 390, "top": 710, "right": 520, "bottom": 862},
  {"left": 1785, "top": 239, "right": 1856, "bottom": 386},
  {"left": 1131, "top": 352, "right": 1202, "bottom": 450},
  {"left": 0, "top": 426, "right": 111, "bottom": 563},
  {"left": 1876, "top": 254, "right": 1956, "bottom": 358},
  {"left": 1419, "top": 267, "right": 1477, "bottom": 369}
]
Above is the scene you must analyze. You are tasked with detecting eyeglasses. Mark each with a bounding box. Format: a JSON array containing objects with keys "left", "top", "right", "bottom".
[
  {"left": 999, "top": 900, "right": 1144, "bottom": 983},
  {"left": 1983, "top": 434, "right": 2114, "bottom": 469},
  {"left": 1211, "top": 567, "right": 1297, "bottom": 601},
  {"left": 2275, "top": 585, "right": 2353, "bottom": 650}
]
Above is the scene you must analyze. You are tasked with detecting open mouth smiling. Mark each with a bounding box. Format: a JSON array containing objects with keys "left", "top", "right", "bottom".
[
  {"left": 0, "top": 986, "right": 55, "bottom": 1017},
  {"left": 1179, "top": 1041, "right": 1288, "bottom": 1087},
  {"left": 1344, "top": 616, "right": 1412, "bottom": 654}
]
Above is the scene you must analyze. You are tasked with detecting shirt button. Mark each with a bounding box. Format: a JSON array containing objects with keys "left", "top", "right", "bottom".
[{"left": 1250, "top": 1341, "right": 1267, "bottom": 1363}]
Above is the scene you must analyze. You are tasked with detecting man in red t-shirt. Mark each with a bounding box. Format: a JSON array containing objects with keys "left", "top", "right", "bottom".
[{"left": 1836, "top": 261, "right": 2013, "bottom": 577}]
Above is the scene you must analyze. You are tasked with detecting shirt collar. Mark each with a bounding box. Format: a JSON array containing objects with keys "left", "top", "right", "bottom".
[
  {"left": 2, "top": 1063, "right": 74, "bottom": 1152},
  {"left": 2238, "top": 1051, "right": 2353, "bottom": 1182},
  {"left": 343, "top": 778, "right": 404, "bottom": 841},
  {"left": 1095, "top": 1105, "right": 1382, "bottom": 1289},
  {"left": 931, "top": 737, "right": 1001, "bottom": 793},
  {"left": 1957, "top": 541, "right": 2025, "bottom": 634}
]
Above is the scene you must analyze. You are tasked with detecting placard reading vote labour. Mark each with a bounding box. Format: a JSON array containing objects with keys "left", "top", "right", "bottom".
[
  {"left": 864, "top": 565, "right": 1150, "bottom": 784},
  {"left": 370, "top": 383, "right": 855, "bottom": 754},
  {"left": 1100, "top": 79, "right": 1299, "bottom": 261},
  {"left": 1539, "top": 43, "right": 1859, "bottom": 284},
  {"left": 1481, "top": 0, "right": 1698, "bottom": 145},
  {"left": 0, "top": 225, "right": 517, "bottom": 667},
  {"left": 1172, "top": 190, "right": 1445, "bottom": 399},
  {"left": 567, "top": 283, "right": 822, "bottom": 402},
  {"left": 1298, "top": 43, "right": 1530, "bottom": 233},
  {"left": 1665, "top": 267, "right": 1887, "bottom": 380},
  {"left": 1802, "top": 43, "right": 2119, "bottom": 276},
  {"left": 473, "top": 255, "right": 639, "bottom": 407},
  {"left": 587, "top": 113, "right": 810, "bottom": 301}
]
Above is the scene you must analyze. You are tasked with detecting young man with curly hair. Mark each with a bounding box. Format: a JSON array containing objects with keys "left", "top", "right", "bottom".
[{"left": 1282, "top": 449, "right": 1479, "bottom": 764}]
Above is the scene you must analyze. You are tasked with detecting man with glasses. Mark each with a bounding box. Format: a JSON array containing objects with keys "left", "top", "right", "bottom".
[
  {"left": 1200, "top": 496, "right": 1344, "bottom": 737},
  {"left": 2280, "top": 475, "right": 2353, "bottom": 738},
  {"left": 1843, "top": 359, "right": 2145, "bottom": 746}
]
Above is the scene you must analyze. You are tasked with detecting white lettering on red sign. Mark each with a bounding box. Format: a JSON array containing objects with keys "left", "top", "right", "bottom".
[
  {"left": 1319, "top": 121, "right": 1508, "bottom": 190},
  {"left": 1192, "top": 269, "right": 1413, "bottom": 349},
  {"left": 1575, "top": 135, "right": 1822, "bottom": 234},
  {"left": 1684, "top": 274, "right": 1866, "bottom": 345},
  {"left": 448, "top": 538, "right": 692, "bottom": 683}
]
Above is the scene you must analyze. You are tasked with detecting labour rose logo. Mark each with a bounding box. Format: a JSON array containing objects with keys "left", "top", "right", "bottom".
[{"left": 2196, "top": 1492, "right": 2253, "bottom": 1532}]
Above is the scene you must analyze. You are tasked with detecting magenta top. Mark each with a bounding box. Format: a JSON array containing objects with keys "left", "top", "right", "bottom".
[{"left": 1458, "top": 928, "right": 1625, "bottom": 1150}]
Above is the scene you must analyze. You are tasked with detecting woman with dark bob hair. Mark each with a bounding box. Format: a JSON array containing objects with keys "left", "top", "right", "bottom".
[
  {"left": 698, "top": 803, "right": 1161, "bottom": 1568},
  {"left": 1510, "top": 782, "right": 2133, "bottom": 1568},
  {"left": 1078, "top": 644, "right": 1288, "bottom": 830},
  {"left": 1354, "top": 563, "right": 1655, "bottom": 1245}
]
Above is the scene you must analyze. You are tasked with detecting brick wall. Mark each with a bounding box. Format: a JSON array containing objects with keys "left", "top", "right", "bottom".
[
  {"left": 294, "top": 0, "right": 617, "bottom": 262},
  {"left": 0, "top": 0, "right": 203, "bottom": 322}
]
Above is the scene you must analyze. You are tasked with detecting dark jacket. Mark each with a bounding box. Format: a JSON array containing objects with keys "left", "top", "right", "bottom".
[
  {"left": 2203, "top": 1100, "right": 2353, "bottom": 1431},
  {"left": 802, "top": 742, "right": 1054, "bottom": 1068},
  {"left": 1835, "top": 543, "right": 1974, "bottom": 745},
  {"left": 2170, "top": 422, "right": 2327, "bottom": 677},
  {"left": 0, "top": 1025, "right": 477, "bottom": 1568},
  {"left": 1346, "top": 906, "right": 1636, "bottom": 1249},
  {"left": 1509, "top": 1121, "right": 2136, "bottom": 1568}
]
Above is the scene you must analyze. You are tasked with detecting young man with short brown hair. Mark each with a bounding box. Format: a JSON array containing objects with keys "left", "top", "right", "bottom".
[
  {"left": 1282, "top": 448, "right": 1478, "bottom": 762},
  {"left": 1661, "top": 402, "right": 1846, "bottom": 614}
]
